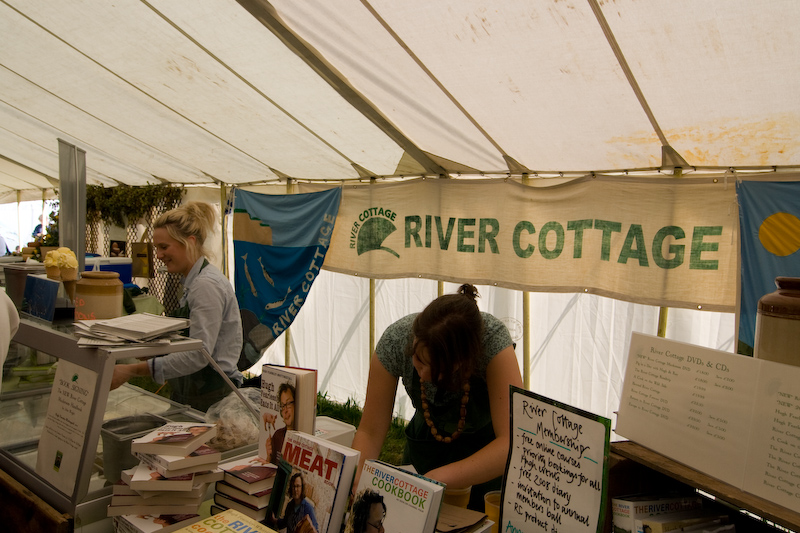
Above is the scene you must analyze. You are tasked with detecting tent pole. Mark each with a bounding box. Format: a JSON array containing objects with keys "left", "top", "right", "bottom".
[
  {"left": 220, "top": 183, "right": 227, "bottom": 277},
  {"left": 521, "top": 277, "right": 531, "bottom": 390},
  {"left": 16, "top": 191, "right": 22, "bottom": 250},
  {"left": 284, "top": 178, "right": 292, "bottom": 366},
  {"left": 655, "top": 166, "right": 681, "bottom": 338},
  {"left": 370, "top": 278, "right": 375, "bottom": 357},
  {"left": 521, "top": 174, "right": 531, "bottom": 389},
  {"left": 369, "top": 178, "right": 377, "bottom": 359},
  {"left": 657, "top": 307, "right": 669, "bottom": 338}
]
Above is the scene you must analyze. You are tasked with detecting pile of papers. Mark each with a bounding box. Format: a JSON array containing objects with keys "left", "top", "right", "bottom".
[{"left": 75, "top": 313, "right": 190, "bottom": 347}]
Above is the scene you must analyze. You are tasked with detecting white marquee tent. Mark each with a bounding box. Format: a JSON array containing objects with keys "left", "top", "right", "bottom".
[{"left": 2, "top": 0, "right": 799, "bottom": 423}]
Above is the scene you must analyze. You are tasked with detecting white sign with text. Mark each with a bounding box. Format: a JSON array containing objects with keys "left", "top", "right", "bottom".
[
  {"left": 616, "top": 332, "right": 800, "bottom": 510},
  {"left": 35, "top": 359, "right": 97, "bottom": 495},
  {"left": 502, "top": 388, "right": 611, "bottom": 533}
]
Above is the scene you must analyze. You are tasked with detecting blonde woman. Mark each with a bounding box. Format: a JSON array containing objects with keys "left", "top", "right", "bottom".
[{"left": 111, "top": 201, "right": 243, "bottom": 411}]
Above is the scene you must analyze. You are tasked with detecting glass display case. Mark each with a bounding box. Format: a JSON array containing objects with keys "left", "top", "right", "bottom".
[{"left": 0, "top": 318, "right": 256, "bottom": 530}]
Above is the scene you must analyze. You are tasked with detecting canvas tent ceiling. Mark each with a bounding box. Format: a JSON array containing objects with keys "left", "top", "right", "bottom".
[{"left": 2, "top": 0, "right": 799, "bottom": 203}]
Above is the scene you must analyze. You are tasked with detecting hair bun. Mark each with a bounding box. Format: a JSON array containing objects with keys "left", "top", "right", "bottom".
[{"left": 457, "top": 283, "right": 480, "bottom": 301}]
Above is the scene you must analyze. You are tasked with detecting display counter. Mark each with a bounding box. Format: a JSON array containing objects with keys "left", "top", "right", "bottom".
[{"left": 0, "top": 318, "right": 256, "bottom": 531}]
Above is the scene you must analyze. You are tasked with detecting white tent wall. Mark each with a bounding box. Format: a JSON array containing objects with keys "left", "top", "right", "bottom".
[{"left": 257, "top": 268, "right": 735, "bottom": 430}]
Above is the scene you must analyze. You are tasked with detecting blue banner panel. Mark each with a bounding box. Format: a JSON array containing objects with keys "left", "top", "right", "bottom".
[
  {"left": 737, "top": 181, "right": 800, "bottom": 350},
  {"left": 233, "top": 188, "right": 341, "bottom": 361}
]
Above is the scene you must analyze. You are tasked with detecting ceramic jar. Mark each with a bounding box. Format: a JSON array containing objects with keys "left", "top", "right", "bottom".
[
  {"left": 754, "top": 276, "right": 800, "bottom": 367},
  {"left": 75, "top": 271, "right": 124, "bottom": 320}
]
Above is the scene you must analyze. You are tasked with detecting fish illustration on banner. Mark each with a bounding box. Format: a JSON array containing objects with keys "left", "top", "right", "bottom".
[
  {"left": 737, "top": 180, "right": 800, "bottom": 353},
  {"left": 232, "top": 188, "right": 342, "bottom": 366}
]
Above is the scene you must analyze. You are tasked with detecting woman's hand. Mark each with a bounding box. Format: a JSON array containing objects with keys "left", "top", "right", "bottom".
[
  {"left": 350, "top": 352, "right": 399, "bottom": 488},
  {"left": 110, "top": 362, "right": 150, "bottom": 391}
]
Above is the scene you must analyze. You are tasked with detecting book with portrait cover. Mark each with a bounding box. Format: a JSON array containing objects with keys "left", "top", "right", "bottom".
[
  {"left": 259, "top": 364, "right": 317, "bottom": 463},
  {"left": 272, "top": 430, "right": 360, "bottom": 533},
  {"left": 112, "top": 477, "right": 209, "bottom": 501},
  {"left": 110, "top": 489, "right": 205, "bottom": 507},
  {"left": 112, "top": 513, "right": 200, "bottom": 533},
  {"left": 131, "top": 422, "right": 217, "bottom": 457},
  {"left": 213, "top": 492, "right": 270, "bottom": 521},
  {"left": 125, "top": 462, "right": 196, "bottom": 492},
  {"left": 219, "top": 452, "right": 278, "bottom": 494},
  {"left": 215, "top": 480, "right": 273, "bottom": 508},
  {"left": 107, "top": 503, "right": 202, "bottom": 518},
  {"left": 351, "top": 459, "right": 445, "bottom": 533},
  {"left": 134, "top": 444, "right": 221, "bottom": 477}
]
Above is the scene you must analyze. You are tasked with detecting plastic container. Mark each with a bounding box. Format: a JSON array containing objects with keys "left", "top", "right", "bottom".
[
  {"left": 84, "top": 256, "right": 133, "bottom": 284},
  {"left": 74, "top": 271, "right": 123, "bottom": 320},
  {"left": 314, "top": 416, "right": 356, "bottom": 447},
  {"left": 101, "top": 414, "right": 168, "bottom": 483},
  {"left": 484, "top": 490, "right": 501, "bottom": 533},
  {"left": 754, "top": 277, "right": 800, "bottom": 367},
  {"left": 443, "top": 485, "right": 472, "bottom": 508}
]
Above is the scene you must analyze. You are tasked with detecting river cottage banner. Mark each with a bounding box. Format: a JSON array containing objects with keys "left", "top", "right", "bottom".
[
  {"left": 318, "top": 177, "right": 738, "bottom": 312},
  {"left": 232, "top": 188, "right": 341, "bottom": 361}
]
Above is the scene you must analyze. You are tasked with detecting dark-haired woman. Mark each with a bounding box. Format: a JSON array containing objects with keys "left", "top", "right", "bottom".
[{"left": 351, "top": 284, "right": 523, "bottom": 510}]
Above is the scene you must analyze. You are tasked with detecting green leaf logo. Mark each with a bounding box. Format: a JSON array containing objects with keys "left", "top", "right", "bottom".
[{"left": 357, "top": 217, "right": 399, "bottom": 258}]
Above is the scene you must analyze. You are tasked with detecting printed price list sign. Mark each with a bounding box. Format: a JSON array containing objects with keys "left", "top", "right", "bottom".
[
  {"left": 618, "top": 332, "right": 800, "bottom": 510},
  {"left": 616, "top": 333, "right": 756, "bottom": 487},
  {"left": 501, "top": 387, "right": 610, "bottom": 533}
]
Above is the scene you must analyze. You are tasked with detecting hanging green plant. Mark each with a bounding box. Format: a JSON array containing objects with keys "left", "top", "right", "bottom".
[
  {"left": 39, "top": 204, "right": 60, "bottom": 247},
  {"left": 86, "top": 184, "right": 184, "bottom": 227},
  {"left": 32, "top": 202, "right": 60, "bottom": 261}
]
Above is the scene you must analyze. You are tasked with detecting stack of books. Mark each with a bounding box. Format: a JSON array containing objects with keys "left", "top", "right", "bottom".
[
  {"left": 211, "top": 452, "right": 280, "bottom": 521},
  {"left": 112, "top": 511, "right": 201, "bottom": 533},
  {"left": 107, "top": 422, "right": 223, "bottom": 520},
  {"left": 75, "top": 313, "right": 190, "bottom": 347},
  {"left": 610, "top": 493, "right": 730, "bottom": 533}
]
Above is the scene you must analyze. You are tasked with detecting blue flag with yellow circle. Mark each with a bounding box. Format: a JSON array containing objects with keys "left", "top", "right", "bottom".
[
  {"left": 737, "top": 180, "right": 800, "bottom": 352},
  {"left": 232, "top": 187, "right": 341, "bottom": 367}
]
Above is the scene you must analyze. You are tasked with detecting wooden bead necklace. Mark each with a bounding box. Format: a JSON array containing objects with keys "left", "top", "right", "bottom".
[{"left": 420, "top": 380, "right": 470, "bottom": 443}]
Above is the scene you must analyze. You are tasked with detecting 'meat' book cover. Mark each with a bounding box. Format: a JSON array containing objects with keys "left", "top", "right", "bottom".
[{"left": 270, "top": 430, "right": 360, "bottom": 533}]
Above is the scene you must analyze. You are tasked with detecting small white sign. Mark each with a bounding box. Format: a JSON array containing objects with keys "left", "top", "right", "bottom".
[{"left": 35, "top": 359, "right": 97, "bottom": 496}]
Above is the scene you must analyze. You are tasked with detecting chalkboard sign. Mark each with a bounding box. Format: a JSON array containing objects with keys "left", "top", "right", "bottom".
[{"left": 501, "top": 387, "right": 611, "bottom": 533}]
